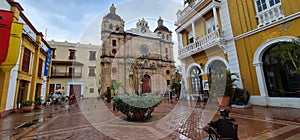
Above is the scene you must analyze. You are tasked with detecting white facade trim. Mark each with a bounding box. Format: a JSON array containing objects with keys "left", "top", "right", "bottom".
[
  {"left": 176, "top": 2, "right": 220, "bottom": 33},
  {"left": 6, "top": 40, "right": 23, "bottom": 110},
  {"left": 204, "top": 56, "right": 228, "bottom": 74},
  {"left": 235, "top": 12, "right": 300, "bottom": 40},
  {"left": 186, "top": 63, "right": 203, "bottom": 77},
  {"left": 66, "top": 80, "right": 85, "bottom": 97},
  {"left": 249, "top": 96, "right": 300, "bottom": 109},
  {"left": 252, "top": 36, "right": 300, "bottom": 108}
]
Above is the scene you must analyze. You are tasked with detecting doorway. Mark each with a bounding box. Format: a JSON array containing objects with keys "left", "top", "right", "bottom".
[{"left": 142, "top": 74, "right": 151, "bottom": 93}]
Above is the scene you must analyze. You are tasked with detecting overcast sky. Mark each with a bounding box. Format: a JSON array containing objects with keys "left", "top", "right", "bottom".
[{"left": 15, "top": 0, "right": 184, "bottom": 65}]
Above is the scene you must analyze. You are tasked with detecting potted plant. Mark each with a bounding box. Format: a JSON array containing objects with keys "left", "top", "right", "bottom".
[
  {"left": 101, "top": 90, "right": 108, "bottom": 100},
  {"left": 110, "top": 81, "right": 123, "bottom": 96},
  {"left": 34, "top": 97, "right": 43, "bottom": 109},
  {"left": 171, "top": 79, "right": 181, "bottom": 100},
  {"left": 113, "top": 94, "right": 161, "bottom": 121},
  {"left": 21, "top": 100, "right": 34, "bottom": 112}
]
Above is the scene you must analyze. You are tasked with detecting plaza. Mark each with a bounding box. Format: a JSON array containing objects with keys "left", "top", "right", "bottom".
[{"left": 1, "top": 98, "right": 299, "bottom": 140}]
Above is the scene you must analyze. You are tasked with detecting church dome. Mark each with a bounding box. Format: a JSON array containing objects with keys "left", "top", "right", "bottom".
[
  {"left": 104, "top": 13, "right": 122, "bottom": 21},
  {"left": 103, "top": 4, "right": 122, "bottom": 21},
  {"left": 154, "top": 17, "right": 170, "bottom": 33},
  {"left": 154, "top": 25, "right": 170, "bottom": 32}
]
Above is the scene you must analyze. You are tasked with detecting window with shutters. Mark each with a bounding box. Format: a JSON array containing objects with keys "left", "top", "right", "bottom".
[
  {"left": 22, "top": 48, "right": 31, "bottom": 73},
  {"left": 38, "top": 58, "right": 43, "bottom": 77},
  {"left": 89, "top": 67, "right": 96, "bottom": 76},
  {"left": 69, "top": 50, "right": 76, "bottom": 60},
  {"left": 89, "top": 51, "right": 96, "bottom": 61}
]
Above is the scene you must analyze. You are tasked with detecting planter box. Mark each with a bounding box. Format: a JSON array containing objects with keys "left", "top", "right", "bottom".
[
  {"left": 113, "top": 94, "right": 161, "bottom": 121},
  {"left": 34, "top": 104, "right": 42, "bottom": 109},
  {"left": 217, "top": 96, "right": 230, "bottom": 107},
  {"left": 21, "top": 106, "right": 34, "bottom": 112}
]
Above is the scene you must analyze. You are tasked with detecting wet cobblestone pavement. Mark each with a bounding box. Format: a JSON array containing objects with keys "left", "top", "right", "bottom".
[{"left": 1, "top": 98, "right": 300, "bottom": 140}]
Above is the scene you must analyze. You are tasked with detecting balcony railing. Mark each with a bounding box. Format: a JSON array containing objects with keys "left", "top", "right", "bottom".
[
  {"left": 178, "top": 29, "right": 224, "bottom": 59},
  {"left": 256, "top": 4, "right": 284, "bottom": 27},
  {"left": 51, "top": 72, "right": 82, "bottom": 78},
  {"left": 176, "top": 0, "right": 205, "bottom": 25}
]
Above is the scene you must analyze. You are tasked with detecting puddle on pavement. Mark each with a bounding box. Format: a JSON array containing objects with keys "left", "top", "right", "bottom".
[{"left": 17, "top": 116, "right": 52, "bottom": 128}]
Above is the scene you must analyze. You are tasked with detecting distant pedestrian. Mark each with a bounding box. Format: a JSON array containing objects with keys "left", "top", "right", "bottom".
[{"left": 168, "top": 85, "right": 173, "bottom": 103}]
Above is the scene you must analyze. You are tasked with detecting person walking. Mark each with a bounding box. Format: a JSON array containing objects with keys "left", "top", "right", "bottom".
[{"left": 168, "top": 85, "right": 173, "bottom": 104}]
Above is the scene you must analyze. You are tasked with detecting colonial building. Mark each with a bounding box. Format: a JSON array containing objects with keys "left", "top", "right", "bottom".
[
  {"left": 0, "top": 0, "right": 52, "bottom": 117},
  {"left": 175, "top": 0, "right": 300, "bottom": 108},
  {"left": 100, "top": 4, "right": 175, "bottom": 95},
  {"left": 175, "top": 0, "right": 239, "bottom": 101},
  {"left": 48, "top": 41, "right": 101, "bottom": 98},
  {"left": 228, "top": 0, "right": 300, "bottom": 108}
]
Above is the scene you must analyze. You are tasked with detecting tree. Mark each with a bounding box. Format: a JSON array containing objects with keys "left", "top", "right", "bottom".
[
  {"left": 271, "top": 37, "right": 300, "bottom": 74},
  {"left": 110, "top": 80, "right": 123, "bottom": 95}
]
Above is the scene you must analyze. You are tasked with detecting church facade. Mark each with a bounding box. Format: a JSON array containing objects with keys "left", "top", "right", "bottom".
[{"left": 100, "top": 4, "right": 176, "bottom": 95}]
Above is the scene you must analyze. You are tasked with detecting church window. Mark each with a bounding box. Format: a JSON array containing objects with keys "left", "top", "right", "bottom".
[
  {"left": 90, "top": 88, "right": 94, "bottom": 93},
  {"left": 116, "top": 25, "right": 119, "bottom": 31},
  {"left": 112, "top": 39, "right": 117, "bottom": 46},
  {"left": 112, "top": 49, "right": 117, "bottom": 54},
  {"left": 109, "top": 24, "right": 113, "bottom": 30},
  {"left": 162, "top": 34, "right": 165, "bottom": 39},
  {"left": 166, "top": 35, "right": 169, "bottom": 40},
  {"left": 165, "top": 48, "right": 168, "bottom": 53}
]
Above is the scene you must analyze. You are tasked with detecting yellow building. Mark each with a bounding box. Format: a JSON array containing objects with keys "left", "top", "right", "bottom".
[
  {"left": 48, "top": 40, "right": 101, "bottom": 99},
  {"left": 176, "top": 0, "right": 300, "bottom": 108},
  {"left": 0, "top": 0, "right": 52, "bottom": 117},
  {"left": 228, "top": 0, "right": 300, "bottom": 108}
]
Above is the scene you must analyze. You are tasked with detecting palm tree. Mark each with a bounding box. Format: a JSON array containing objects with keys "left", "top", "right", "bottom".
[
  {"left": 271, "top": 37, "right": 300, "bottom": 74},
  {"left": 110, "top": 81, "right": 123, "bottom": 95}
]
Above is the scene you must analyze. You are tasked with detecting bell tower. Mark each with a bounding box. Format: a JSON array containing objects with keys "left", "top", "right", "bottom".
[{"left": 100, "top": 4, "right": 125, "bottom": 93}]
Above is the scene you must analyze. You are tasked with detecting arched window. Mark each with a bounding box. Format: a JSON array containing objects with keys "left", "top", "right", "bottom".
[
  {"left": 109, "top": 24, "right": 113, "bottom": 30},
  {"left": 189, "top": 66, "right": 202, "bottom": 94},
  {"left": 116, "top": 25, "right": 119, "bottom": 31},
  {"left": 262, "top": 43, "right": 300, "bottom": 97},
  {"left": 208, "top": 60, "right": 226, "bottom": 75}
]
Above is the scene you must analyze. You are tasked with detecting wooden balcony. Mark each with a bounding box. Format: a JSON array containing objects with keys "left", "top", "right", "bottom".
[{"left": 51, "top": 72, "right": 82, "bottom": 78}]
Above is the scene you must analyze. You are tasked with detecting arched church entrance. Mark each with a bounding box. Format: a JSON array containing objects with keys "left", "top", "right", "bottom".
[
  {"left": 262, "top": 43, "right": 300, "bottom": 97},
  {"left": 142, "top": 74, "right": 151, "bottom": 93}
]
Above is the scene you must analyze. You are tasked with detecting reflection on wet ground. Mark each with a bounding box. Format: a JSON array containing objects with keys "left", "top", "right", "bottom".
[{"left": 0, "top": 98, "right": 299, "bottom": 140}]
